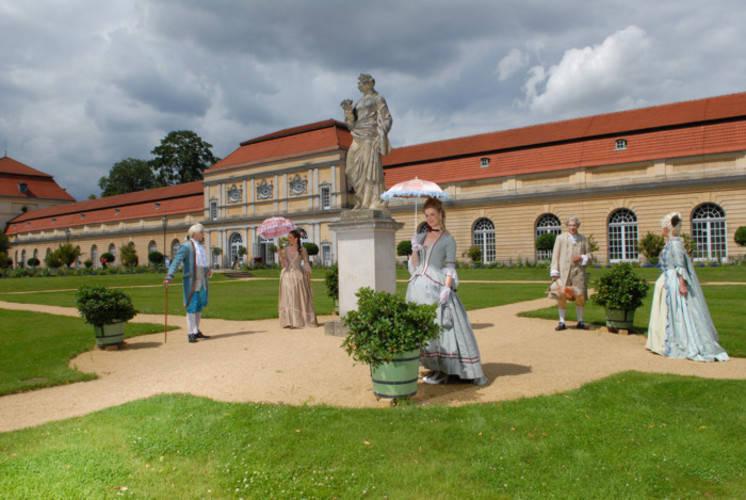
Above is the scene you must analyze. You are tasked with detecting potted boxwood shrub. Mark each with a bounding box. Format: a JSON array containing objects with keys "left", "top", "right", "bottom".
[
  {"left": 591, "top": 264, "right": 649, "bottom": 332},
  {"left": 342, "top": 287, "right": 439, "bottom": 402},
  {"left": 76, "top": 286, "right": 137, "bottom": 347}
]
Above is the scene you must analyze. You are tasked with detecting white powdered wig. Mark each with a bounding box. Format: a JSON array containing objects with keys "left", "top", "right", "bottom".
[
  {"left": 566, "top": 215, "right": 581, "bottom": 227},
  {"left": 660, "top": 212, "right": 682, "bottom": 236},
  {"left": 187, "top": 223, "right": 205, "bottom": 238}
]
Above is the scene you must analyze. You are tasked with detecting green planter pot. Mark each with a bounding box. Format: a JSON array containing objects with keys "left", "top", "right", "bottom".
[
  {"left": 370, "top": 349, "right": 420, "bottom": 400},
  {"left": 605, "top": 308, "right": 636, "bottom": 331},
  {"left": 93, "top": 322, "right": 126, "bottom": 347}
]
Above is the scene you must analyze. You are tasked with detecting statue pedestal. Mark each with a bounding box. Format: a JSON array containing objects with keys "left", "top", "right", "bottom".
[{"left": 324, "top": 209, "right": 403, "bottom": 336}]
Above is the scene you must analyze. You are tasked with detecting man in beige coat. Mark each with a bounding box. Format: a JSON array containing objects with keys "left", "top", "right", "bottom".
[{"left": 550, "top": 216, "right": 592, "bottom": 330}]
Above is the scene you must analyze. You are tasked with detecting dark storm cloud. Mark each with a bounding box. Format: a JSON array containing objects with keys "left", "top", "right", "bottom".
[{"left": 1, "top": 0, "right": 745, "bottom": 199}]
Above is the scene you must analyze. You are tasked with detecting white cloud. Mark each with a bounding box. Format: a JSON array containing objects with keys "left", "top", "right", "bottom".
[
  {"left": 523, "top": 25, "right": 652, "bottom": 114},
  {"left": 496, "top": 48, "right": 529, "bottom": 81}
]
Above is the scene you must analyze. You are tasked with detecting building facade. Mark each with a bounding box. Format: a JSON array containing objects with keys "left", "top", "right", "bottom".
[
  {"left": 6, "top": 92, "right": 746, "bottom": 267},
  {"left": 1, "top": 155, "right": 74, "bottom": 231}
]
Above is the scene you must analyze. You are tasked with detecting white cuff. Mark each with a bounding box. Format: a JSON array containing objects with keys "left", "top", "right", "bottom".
[
  {"left": 581, "top": 255, "right": 589, "bottom": 266},
  {"left": 550, "top": 269, "right": 560, "bottom": 277}
]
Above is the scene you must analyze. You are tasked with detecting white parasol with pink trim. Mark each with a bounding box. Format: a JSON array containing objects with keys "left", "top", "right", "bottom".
[{"left": 381, "top": 177, "right": 449, "bottom": 231}]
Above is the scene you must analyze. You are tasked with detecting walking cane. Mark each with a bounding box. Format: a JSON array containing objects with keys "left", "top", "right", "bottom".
[{"left": 164, "top": 283, "right": 168, "bottom": 344}]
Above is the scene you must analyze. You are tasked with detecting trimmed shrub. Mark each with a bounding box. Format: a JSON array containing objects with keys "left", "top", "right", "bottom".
[
  {"left": 592, "top": 264, "right": 649, "bottom": 311},
  {"left": 535, "top": 233, "right": 556, "bottom": 252},
  {"left": 397, "top": 240, "right": 412, "bottom": 257},
  {"left": 303, "top": 242, "right": 319, "bottom": 256},
  {"left": 342, "top": 288, "right": 439, "bottom": 368},
  {"left": 76, "top": 286, "right": 137, "bottom": 326},
  {"left": 735, "top": 226, "right": 746, "bottom": 247},
  {"left": 148, "top": 251, "right": 165, "bottom": 266}
]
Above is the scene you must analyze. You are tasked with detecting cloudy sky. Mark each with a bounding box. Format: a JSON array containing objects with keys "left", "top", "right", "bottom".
[{"left": 1, "top": 1, "right": 745, "bottom": 199}]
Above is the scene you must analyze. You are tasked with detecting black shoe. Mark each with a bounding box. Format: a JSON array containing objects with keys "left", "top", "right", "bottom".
[
  {"left": 188, "top": 334, "right": 198, "bottom": 343},
  {"left": 195, "top": 331, "right": 210, "bottom": 339},
  {"left": 575, "top": 322, "right": 588, "bottom": 330},
  {"left": 555, "top": 323, "right": 567, "bottom": 331}
]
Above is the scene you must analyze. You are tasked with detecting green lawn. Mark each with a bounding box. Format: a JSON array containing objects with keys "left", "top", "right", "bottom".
[
  {"left": 250, "top": 264, "right": 746, "bottom": 283},
  {"left": 0, "top": 277, "right": 547, "bottom": 321},
  {"left": 0, "top": 272, "right": 230, "bottom": 294},
  {"left": 520, "top": 285, "right": 746, "bottom": 357},
  {"left": 1, "top": 372, "right": 745, "bottom": 497},
  {"left": 0, "top": 310, "right": 171, "bottom": 396}
]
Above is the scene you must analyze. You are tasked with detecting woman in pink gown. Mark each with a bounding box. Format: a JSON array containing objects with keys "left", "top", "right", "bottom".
[{"left": 278, "top": 230, "right": 317, "bottom": 328}]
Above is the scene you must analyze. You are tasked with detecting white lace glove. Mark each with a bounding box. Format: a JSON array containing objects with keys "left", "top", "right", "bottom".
[
  {"left": 411, "top": 237, "right": 423, "bottom": 253},
  {"left": 439, "top": 286, "right": 452, "bottom": 305}
]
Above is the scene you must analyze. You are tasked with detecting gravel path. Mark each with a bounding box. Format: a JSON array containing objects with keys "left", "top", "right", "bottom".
[{"left": 1, "top": 298, "right": 745, "bottom": 433}]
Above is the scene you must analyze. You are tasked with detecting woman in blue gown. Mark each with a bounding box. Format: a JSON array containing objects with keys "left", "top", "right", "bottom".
[
  {"left": 646, "top": 212, "right": 728, "bottom": 361},
  {"left": 406, "top": 197, "right": 488, "bottom": 385}
]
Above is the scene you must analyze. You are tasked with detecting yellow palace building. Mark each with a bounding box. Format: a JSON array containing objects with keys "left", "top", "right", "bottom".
[{"left": 6, "top": 91, "right": 746, "bottom": 267}]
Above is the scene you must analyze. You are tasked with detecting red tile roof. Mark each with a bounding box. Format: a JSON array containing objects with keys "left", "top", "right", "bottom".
[
  {"left": 384, "top": 118, "right": 746, "bottom": 187},
  {"left": 209, "top": 120, "right": 350, "bottom": 173},
  {"left": 384, "top": 91, "right": 746, "bottom": 168},
  {"left": 0, "top": 156, "right": 75, "bottom": 201},
  {"left": 0, "top": 156, "right": 53, "bottom": 178},
  {"left": 6, "top": 181, "right": 203, "bottom": 235}
]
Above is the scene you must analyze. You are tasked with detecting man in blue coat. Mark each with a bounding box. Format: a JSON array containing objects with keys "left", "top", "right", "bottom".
[{"left": 164, "top": 223, "right": 212, "bottom": 343}]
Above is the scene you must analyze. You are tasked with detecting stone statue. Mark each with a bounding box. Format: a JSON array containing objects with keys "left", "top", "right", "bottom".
[{"left": 340, "top": 73, "right": 392, "bottom": 210}]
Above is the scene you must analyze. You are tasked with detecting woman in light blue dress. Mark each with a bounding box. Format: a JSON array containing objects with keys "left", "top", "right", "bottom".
[
  {"left": 646, "top": 212, "right": 728, "bottom": 361},
  {"left": 406, "top": 197, "right": 488, "bottom": 385}
]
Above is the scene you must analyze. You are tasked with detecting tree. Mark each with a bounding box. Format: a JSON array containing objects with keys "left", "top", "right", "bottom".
[
  {"left": 98, "top": 158, "right": 161, "bottom": 197},
  {"left": 87, "top": 194, "right": 97, "bottom": 200},
  {"left": 27, "top": 257, "right": 40, "bottom": 268},
  {"left": 639, "top": 232, "right": 665, "bottom": 264},
  {"left": 56, "top": 243, "right": 81, "bottom": 268},
  {"left": 45, "top": 250, "right": 64, "bottom": 269},
  {"left": 120, "top": 242, "right": 139, "bottom": 267},
  {"left": 151, "top": 131, "right": 219, "bottom": 185}
]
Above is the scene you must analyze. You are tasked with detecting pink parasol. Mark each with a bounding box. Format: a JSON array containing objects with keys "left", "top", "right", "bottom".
[
  {"left": 258, "top": 216, "right": 296, "bottom": 239},
  {"left": 381, "top": 177, "right": 449, "bottom": 231}
]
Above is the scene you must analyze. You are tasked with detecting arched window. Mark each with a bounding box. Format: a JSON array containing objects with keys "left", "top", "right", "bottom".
[
  {"left": 21, "top": 249, "right": 26, "bottom": 267},
  {"left": 91, "top": 245, "right": 98, "bottom": 268},
  {"left": 608, "top": 209, "right": 638, "bottom": 262},
  {"left": 417, "top": 221, "right": 429, "bottom": 234},
  {"left": 148, "top": 240, "right": 157, "bottom": 255},
  {"left": 472, "top": 218, "right": 496, "bottom": 264},
  {"left": 229, "top": 232, "right": 243, "bottom": 265},
  {"left": 171, "top": 239, "right": 181, "bottom": 258},
  {"left": 14, "top": 250, "right": 18, "bottom": 267},
  {"left": 692, "top": 203, "right": 727, "bottom": 260},
  {"left": 535, "top": 213, "right": 561, "bottom": 261},
  {"left": 108, "top": 243, "right": 116, "bottom": 257}
]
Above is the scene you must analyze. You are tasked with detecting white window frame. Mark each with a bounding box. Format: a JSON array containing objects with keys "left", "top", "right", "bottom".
[
  {"left": 691, "top": 203, "right": 727, "bottom": 261},
  {"left": 615, "top": 138, "right": 628, "bottom": 150},
  {"left": 472, "top": 218, "right": 496, "bottom": 264},
  {"left": 320, "top": 184, "right": 331, "bottom": 210},
  {"left": 209, "top": 200, "right": 218, "bottom": 221},
  {"left": 535, "top": 213, "right": 562, "bottom": 261},
  {"left": 608, "top": 209, "right": 639, "bottom": 262}
]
